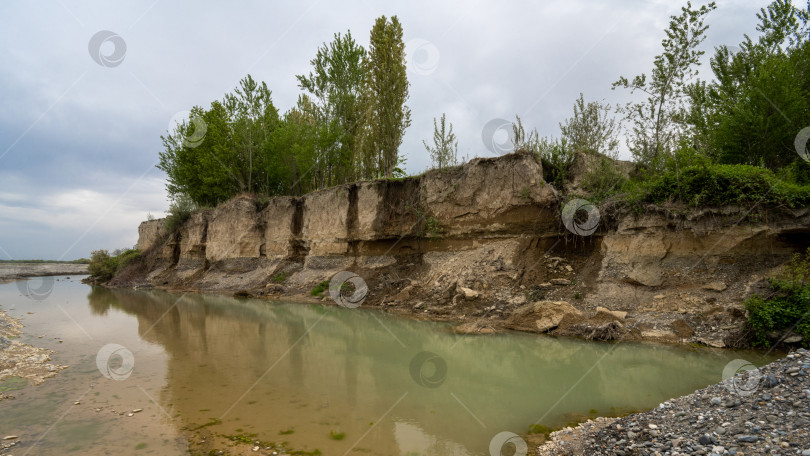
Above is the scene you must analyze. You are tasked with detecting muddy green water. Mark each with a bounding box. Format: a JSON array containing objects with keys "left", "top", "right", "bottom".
[{"left": 0, "top": 277, "right": 778, "bottom": 455}]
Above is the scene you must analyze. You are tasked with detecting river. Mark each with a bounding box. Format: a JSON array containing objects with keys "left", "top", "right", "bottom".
[{"left": 0, "top": 276, "right": 778, "bottom": 455}]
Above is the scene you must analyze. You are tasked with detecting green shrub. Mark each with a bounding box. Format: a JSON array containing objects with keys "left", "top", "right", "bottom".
[
  {"left": 271, "top": 272, "right": 287, "bottom": 283},
  {"left": 310, "top": 280, "right": 329, "bottom": 296},
  {"left": 745, "top": 248, "right": 810, "bottom": 347},
  {"left": 88, "top": 248, "right": 141, "bottom": 281},
  {"left": 424, "top": 217, "right": 440, "bottom": 238},
  {"left": 625, "top": 163, "right": 810, "bottom": 209},
  {"left": 536, "top": 137, "right": 575, "bottom": 190},
  {"left": 164, "top": 195, "right": 196, "bottom": 232},
  {"left": 779, "top": 160, "right": 810, "bottom": 186},
  {"left": 580, "top": 154, "right": 627, "bottom": 200}
]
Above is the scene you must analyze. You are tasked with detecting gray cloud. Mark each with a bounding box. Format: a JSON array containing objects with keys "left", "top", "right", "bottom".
[{"left": 0, "top": 0, "right": 768, "bottom": 259}]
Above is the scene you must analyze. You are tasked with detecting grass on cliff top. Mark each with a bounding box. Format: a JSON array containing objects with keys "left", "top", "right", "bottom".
[{"left": 624, "top": 163, "right": 810, "bottom": 209}]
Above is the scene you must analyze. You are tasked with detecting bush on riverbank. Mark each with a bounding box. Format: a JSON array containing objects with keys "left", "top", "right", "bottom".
[
  {"left": 745, "top": 248, "right": 810, "bottom": 347},
  {"left": 164, "top": 195, "right": 195, "bottom": 233},
  {"left": 88, "top": 249, "right": 140, "bottom": 282}
]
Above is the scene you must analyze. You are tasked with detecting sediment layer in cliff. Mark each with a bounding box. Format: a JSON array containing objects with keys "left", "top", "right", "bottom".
[{"left": 117, "top": 150, "right": 810, "bottom": 347}]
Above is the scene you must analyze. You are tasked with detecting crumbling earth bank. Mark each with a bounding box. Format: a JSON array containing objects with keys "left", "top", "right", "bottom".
[{"left": 119, "top": 151, "right": 810, "bottom": 347}]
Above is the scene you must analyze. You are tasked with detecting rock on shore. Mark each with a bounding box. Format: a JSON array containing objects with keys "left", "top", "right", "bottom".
[
  {"left": 0, "top": 307, "right": 68, "bottom": 399},
  {"left": 537, "top": 349, "right": 810, "bottom": 455}
]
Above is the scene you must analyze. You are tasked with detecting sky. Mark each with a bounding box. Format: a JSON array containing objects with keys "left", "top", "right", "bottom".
[{"left": 0, "top": 0, "right": 771, "bottom": 260}]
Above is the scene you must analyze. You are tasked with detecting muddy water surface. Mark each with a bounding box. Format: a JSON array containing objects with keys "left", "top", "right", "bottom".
[{"left": 0, "top": 278, "right": 778, "bottom": 455}]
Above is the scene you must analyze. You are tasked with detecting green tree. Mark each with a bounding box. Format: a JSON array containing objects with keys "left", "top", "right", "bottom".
[
  {"left": 265, "top": 95, "right": 320, "bottom": 195},
  {"left": 223, "top": 75, "right": 279, "bottom": 194},
  {"left": 359, "top": 15, "right": 411, "bottom": 178},
  {"left": 613, "top": 1, "right": 717, "bottom": 170},
  {"left": 158, "top": 104, "right": 240, "bottom": 207},
  {"left": 559, "top": 93, "right": 619, "bottom": 156},
  {"left": 689, "top": 0, "right": 810, "bottom": 170},
  {"left": 158, "top": 75, "right": 280, "bottom": 206},
  {"left": 423, "top": 113, "right": 459, "bottom": 169},
  {"left": 297, "top": 31, "right": 367, "bottom": 187}
]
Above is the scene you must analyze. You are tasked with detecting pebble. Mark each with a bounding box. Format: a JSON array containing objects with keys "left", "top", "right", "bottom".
[
  {"left": 699, "top": 434, "right": 713, "bottom": 445},
  {"left": 537, "top": 350, "right": 810, "bottom": 456}
]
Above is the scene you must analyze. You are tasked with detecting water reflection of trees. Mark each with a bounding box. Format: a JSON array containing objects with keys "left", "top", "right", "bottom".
[
  {"left": 87, "top": 286, "right": 114, "bottom": 316},
  {"left": 86, "top": 288, "right": 755, "bottom": 455}
]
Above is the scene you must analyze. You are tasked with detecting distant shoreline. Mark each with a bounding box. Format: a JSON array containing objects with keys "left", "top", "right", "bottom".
[
  {"left": 0, "top": 260, "right": 88, "bottom": 264},
  {"left": 0, "top": 263, "right": 89, "bottom": 284}
]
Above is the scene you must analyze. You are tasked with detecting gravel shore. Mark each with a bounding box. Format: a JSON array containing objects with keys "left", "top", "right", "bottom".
[{"left": 538, "top": 349, "right": 810, "bottom": 455}]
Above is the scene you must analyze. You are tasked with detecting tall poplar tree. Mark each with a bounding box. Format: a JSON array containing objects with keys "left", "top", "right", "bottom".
[{"left": 359, "top": 15, "right": 411, "bottom": 178}]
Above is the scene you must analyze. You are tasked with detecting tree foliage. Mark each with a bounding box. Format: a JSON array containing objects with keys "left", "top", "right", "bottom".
[
  {"left": 613, "top": 1, "right": 717, "bottom": 170},
  {"left": 560, "top": 93, "right": 620, "bottom": 157},
  {"left": 296, "top": 31, "right": 367, "bottom": 187},
  {"left": 687, "top": 0, "right": 810, "bottom": 171},
  {"left": 423, "top": 113, "right": 459, "bottom": 169},
  {"left": 157, "top": 16, "right": 412, "bottom": 208},
  {"left": 88, "top": 248, "right": 140, "bottom": 282},
  {"left": 359, "top": 15, "right": 411, "bottom": 178},
  {"left": 157, "top": 77, "right": 280, "bottom": 207}
]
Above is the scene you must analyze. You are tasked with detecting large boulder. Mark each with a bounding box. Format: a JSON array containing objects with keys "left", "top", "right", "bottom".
[{"left": 505, "top": 300, "right": 583, "bottom": 333}]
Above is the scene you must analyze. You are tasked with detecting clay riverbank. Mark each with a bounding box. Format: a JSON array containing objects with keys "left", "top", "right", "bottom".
[{"left": 110, "top": 151, "right": 809, "bottom": 349}]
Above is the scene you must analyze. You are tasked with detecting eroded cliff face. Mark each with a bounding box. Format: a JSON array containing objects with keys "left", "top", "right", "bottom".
[{"left": 122, "top": 151, "right": 810, "bottom": 346}]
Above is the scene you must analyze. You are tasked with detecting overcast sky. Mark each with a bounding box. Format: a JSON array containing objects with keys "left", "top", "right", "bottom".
[{"left": 0, "top": 0, "right": 770, "bottom": 260}]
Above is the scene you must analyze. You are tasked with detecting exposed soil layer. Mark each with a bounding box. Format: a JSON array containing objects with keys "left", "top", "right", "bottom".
[{"left": 114, "top": 151, "right": 810, "bottom": 348}]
